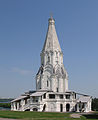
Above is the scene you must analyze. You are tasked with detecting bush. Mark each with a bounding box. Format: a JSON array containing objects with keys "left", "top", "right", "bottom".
[
  {"left": 0, "top": 103, "right": 11, "bottom": 108},
  {"left": 92, "top": 98, "right": 98, "bottom": 111}
]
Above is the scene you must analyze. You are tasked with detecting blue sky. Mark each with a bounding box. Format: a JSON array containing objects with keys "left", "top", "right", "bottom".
[{"left": 0, "top": 0, "right": 98, "bottom": 98}]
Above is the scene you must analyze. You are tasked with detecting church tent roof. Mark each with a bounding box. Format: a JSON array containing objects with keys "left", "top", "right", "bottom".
[{"left": 42, "top": 17, "right": 61, "bottom": 52}]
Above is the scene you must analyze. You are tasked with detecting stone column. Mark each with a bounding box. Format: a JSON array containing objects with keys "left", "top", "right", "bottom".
[{"left": 77, "top": 103, "right": 79, "bottom": 112}]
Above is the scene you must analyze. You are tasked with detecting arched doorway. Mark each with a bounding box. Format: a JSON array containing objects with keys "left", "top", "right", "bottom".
[
  {"left": 66, "top": 103, "right": 70, "bottom": 112},
  {"left": 42, "top": 104, "right": 46, "bottom": 112},
  {"left": 60, "top": 104, "right": 63, "bottom": 112},
  {"left": 25, "top": 109, "right": 30, "bottom": 111},
  {"left": 33, "top": 108, "right": 38, "bottom": 111},
  {"left": 75, "top": 104, "right": 77, "bottom": 112}
]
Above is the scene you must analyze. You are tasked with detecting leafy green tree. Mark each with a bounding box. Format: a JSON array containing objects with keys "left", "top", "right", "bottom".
[
  {"left": 0, "top": 103, "right": 11, "bottom": 108},
  {"left": 92, "top": 98, "right": 98, "bottom": 111}
]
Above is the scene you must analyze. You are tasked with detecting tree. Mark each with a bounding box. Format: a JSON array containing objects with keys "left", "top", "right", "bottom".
[{"left": 92, "top": 98, "right": 98, "bottom": 111}]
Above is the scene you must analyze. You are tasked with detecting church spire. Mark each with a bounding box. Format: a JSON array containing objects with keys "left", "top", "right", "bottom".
[
  {"left": 37, "top": 17, "right": 68, "bottom": 92},
  {"left": 42, "top": 16, "right": 61, "bottom": 52}
]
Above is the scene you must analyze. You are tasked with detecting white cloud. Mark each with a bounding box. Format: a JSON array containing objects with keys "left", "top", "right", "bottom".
[{"left": 11, "top": 67, "right": 32, "bottom": 75}]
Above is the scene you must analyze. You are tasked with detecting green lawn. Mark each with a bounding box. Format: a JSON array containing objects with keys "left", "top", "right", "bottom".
[{"left": 0, "top": 111, "right": 98, "bottom": 120}]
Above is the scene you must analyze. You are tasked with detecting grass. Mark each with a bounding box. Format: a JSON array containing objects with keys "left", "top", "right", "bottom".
[
  {"left": 82, "top": 111, "right": 98, "bottom": 120},
  {"left": 0, "top": 111, "right": 85, "bottom": 120},
  {"left": 0, "top": 111, "right": 97, "bottom": 120}
]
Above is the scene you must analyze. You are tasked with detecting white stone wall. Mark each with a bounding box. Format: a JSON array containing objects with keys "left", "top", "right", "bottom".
[{"left": 11, "top": 92, "right": 92, "bottom": 113}]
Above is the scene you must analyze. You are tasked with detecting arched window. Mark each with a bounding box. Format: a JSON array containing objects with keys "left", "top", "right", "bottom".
[
  {"left": 48, "top": 56, "right": 50, "bottom": 63},
  {"left": 66, "top": 103, "right": 70, "bottom": 112},
  {"left": 47, "top": 80, "right": 49, "bottom": 87},
  {"left": 61, "top": 67, "right": 64, "bottom": 74},
  {"left": 60, "top": 104, "right": 63, "bottom": 112},
  {"left": 53, "top": 68, "right": 55, "bottom": 73},
  {"left": 57, "top": 88, "right": 58, "bottom": 92}
]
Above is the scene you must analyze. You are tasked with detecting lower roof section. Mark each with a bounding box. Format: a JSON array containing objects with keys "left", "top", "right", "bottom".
[{"left": 30, "top": 91, "right": 46, "bottom": 97}]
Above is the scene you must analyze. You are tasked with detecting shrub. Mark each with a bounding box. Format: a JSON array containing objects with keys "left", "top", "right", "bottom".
[{"left": 0, "top": 103, "right": 11, "bottom": 108}]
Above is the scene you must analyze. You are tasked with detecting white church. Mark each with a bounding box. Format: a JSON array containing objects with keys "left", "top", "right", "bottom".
[{"left": 11, "top": 17, "right": 92, "bottom": 112}]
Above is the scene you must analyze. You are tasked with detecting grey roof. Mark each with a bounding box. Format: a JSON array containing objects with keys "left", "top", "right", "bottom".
[
  {"left": 65, "top": 90, "right": 75, "bottom": 93},
  {"left": 30, "top": 91, "right": 46, "bottom": 97},
  {"left": 37, "top": 89, "right": 52, "bottom": 92},
  {"left": 54, "top": 92, "right": 75, "bottom": 95},
  {"left": 42, "top": 17, "right": 61, "bottom": 52},
  {"left": 77, "top": 96, "right": 91, "bottom": 103},
  {"left": 11, "top": 95, "right": 28, "bottom": 102}
]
